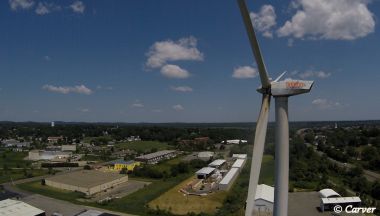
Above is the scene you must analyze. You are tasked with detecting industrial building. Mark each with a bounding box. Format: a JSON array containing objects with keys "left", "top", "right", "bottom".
[
  {"left": 106, "top": 159, "right": 141, "bottom": 171},
  {"left": 0, "top": 199, "right": 45, "bottom": 216},
  {"left": 45, "top": 170, "right": 128, "bottom": 196},
  {"left": 197, "top": 151, "right": 214, "bottom": 161},
  {"left": 61, "top": 145, "right": 76, "bottom": 152},
  {"left": 218, "top": 167, "right": 239, "bottom": 190},
  {"left": 320, "top": 197, "right": 361, "bottom": 212},
  {"left": 222, "top": 139, "right": 248, "bottom": 144},
  {"left": 231, "top": 159, "right": 246, "bottom": 170},
  {"left": 254, "top": 184, "right": 274, "bottom": 213},
  {"left": 318, "top": 188, "right": 361, "bottom": 212},
  {"left": 208, "top": 159, "right": 226, "bottom": 168},
  {"left": 196, "top": 167, "right": 215, "bottom": 179},
  {"left": 135, "top": 150, "right": 177, "bottom": 164},
  {"left": 28, "top": 150, "right": 71, "bottom": 161},
  {"left": 232, "top": 154, "right": 247, "bottom": 159},
  {"left": 319, "top": 188, "right": 341, "bottom": 198}
]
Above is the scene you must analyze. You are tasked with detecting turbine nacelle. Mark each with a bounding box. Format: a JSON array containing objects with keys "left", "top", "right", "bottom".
[{"left": 257, "top": 79, "right": 314, "bottom": 97}]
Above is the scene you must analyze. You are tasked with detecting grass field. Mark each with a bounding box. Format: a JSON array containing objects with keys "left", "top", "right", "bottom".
[
  {"left": 18, "top": 180, "right": 84, "bottom": 201},
  {"left": 259, "top": 155, "right": 275, "bottom": 185},
  {"left": 0, "top": 169, "right": 48, "bottom": 184},
  {"left": 17, "top": 174, "right": 192, "bottom": 216},
  {"left": 0, "top": 151, "right": 30, "bottom": 168},
  {"left": 116, "top": 141, "right": 172, "bottom": 152},
  {"left": 149, "top": 176, "right": 228, "bottom": 215}
]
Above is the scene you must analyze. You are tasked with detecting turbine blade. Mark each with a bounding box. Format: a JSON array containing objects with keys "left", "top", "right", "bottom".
[
  {"left": 274, "top": 71, "right": 287, "bottom": 82},
  {"left": 237, "top": 0, "right": 271, "bottom": 88},
  {"left": 245, "top": 94, "right": 271, "bottom": 216}
]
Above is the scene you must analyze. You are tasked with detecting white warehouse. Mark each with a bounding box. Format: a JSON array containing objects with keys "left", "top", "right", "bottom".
[
  {"left": 254, "top": 184, "right": 274, "bottom": 213},
  {"left": 218, "top": 167, "right": 239, "bottom": 190}
]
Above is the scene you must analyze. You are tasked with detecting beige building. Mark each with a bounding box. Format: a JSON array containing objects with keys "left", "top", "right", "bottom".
[{"left": 45, "top": 170, "right": 128, "bottom": 196}]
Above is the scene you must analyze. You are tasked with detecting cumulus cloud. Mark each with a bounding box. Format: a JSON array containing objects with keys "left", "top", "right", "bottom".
[
  {"left": 250, "top": 5, "right": 277, "bottom": 38},
  {"left": 299, "top": 69, "right": 331, "bottom": 79},
  {"left": 9, "top": 0, "right": 34, "bottom": 11},
  {"left": 35, "top": 2, "right": 61, "bottom": 15},
  {"left": 232, "top": 66, "right": 258, "bottom": 79},
  {"left": 145, "top": 36, "right": 204, "bottom": 68},
  {"left": 42, "top": 84, "right": 93, "bottom": 95},
  {"left": 170, "top": 86, "right": 193, "bottom": 92},
  {"left": 277, "top": 0, "right": 375, "bottom": 40},
  {"left": 173, "top": 104, "right": 184, "bottom": 111},
  {"left": 312, "top": 98, "right": 341, "bottom": 109},
  {"left": 70, "top": 1, "right": 85, "bottom": 14},
  {"left": 160, "top": 64, "right": 190, "bottom": 79}
]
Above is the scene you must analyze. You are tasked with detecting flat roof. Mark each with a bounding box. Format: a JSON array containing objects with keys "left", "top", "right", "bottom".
[
  {"left": 219, "top": 167, "right": 239, "bottom": 185},
  {"left": 0, "top": 199, "right": 44, "bottom": 216},
  {"left": 196, "top": 167, "right": 215, "bottom": 175},
  {"left": 232, "top": 154, "right": 247, "bottom": 159},
  {"left": 255, "top": 184, "right": 274, "bottom": 203},
  {"left": 46, "top": 170, "right": 126, "bottom": 188},
  {"left": 232, "top": 159, "right": 245, "bottom": 168},
  {"left": 208, "top": 159, "right": 226, "bottom": 167},
  {"left": 321, "top": 197, "right": 361, "bottom": 204},
  {"left": 135, "top": 150, "right": 176, "bottom": 160}
]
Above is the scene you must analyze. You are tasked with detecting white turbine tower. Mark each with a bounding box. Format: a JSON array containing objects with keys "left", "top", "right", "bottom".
[{"left": 236, "top": 1, "right": 314, "bottom": 216}]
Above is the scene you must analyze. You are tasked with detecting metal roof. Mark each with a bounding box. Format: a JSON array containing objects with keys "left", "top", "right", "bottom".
[
  {"left": 319, "top": 188, "right": 341, "bottom": 198},
  {"left": 219, "top": 168, "right": 239, "bottom": 185},
  {"left": 208, "top": 159, "right": 226, "bottom": 167},
  {"left": 255, "top": 184, "right": 274, "bottom": 203},
  {"left": 195, "top": 167, "right": 215, "bottom": 175},
  {"left": 232, "top": 159, "right": 245, "bottom": 168},
  {"left": 135, "top": 150, "right": 176, "bottom": 160},
  {"left": 197, "top": 151, "right": 214, "bottom": 158},
  {"left": 0, "top": 199, "right": 45, "bottom": 216},
  {"left": 321, "top": 197, "right": 361, "bottom": 204},
  {"left": 106, "top": 159, "right": 136, "bottom": 165},
  {"left": 232, "top": 154, "right": 247, "bottom": 159}
]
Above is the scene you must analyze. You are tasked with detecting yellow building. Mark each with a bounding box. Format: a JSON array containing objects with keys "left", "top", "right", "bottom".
[{"left": 108, "top": 159, "right": 141, "bottom": 171}]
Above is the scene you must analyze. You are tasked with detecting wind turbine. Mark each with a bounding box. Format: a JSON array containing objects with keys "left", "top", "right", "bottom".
[{"left": 236, "top": 0, "right": 314, "bottom": 216}]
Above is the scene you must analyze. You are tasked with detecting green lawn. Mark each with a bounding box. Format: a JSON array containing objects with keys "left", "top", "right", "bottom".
[
  {"left": 116, "top": 141, "right": 172, "bottom": 152},
  {"left": 18, "top": 180, "right": 84, "bottom": 201},
  {"left": 0, "top": 151, "right": 30, "bottom": 168},
  {"left": 259, "top": 155, "right": 275, "bottom": 185},
  {"left": 17, "top": 174, "right": 192, "bottom": 216},
  {"left": 0, "top": 169, "right": 48, "bottom": 184}
]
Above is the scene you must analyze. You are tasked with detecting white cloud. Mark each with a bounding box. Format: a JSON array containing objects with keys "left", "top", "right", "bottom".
[
  {"left": 9, "top": 0, "right": 34, "bottom": 11},
  {"left": 160, "top": 64, "right": 190, "bottom": 79},
  {"left": 299, "top": 69, "right": 331, "bottom": 79},
  {"left": 173, "top": 104, "right": 184, "bottom": 111},
  {"left": 277, "top": 0, "right": 375, "bottom": 40},
  {"left": 79, "top": 108, "right": 90, "bottom": 112},
  {"left": 170, "top": 86, "right": 193, "bottom": 92},
  {"left": 70, "top": 1, "right": 85, "bottom": 14},
  {"left": 43, "top": 55, "right": 51, "bottom": 61},
  {"left": 42, "top": 84, "right": 93, "bottom": 95},
  {"left": 312, "top": 98, "right": 341, "bottom": 109},
  {"left": 145, "top": 36, "right": 204, "bottom": 68},
  {"left": 250, "top": 5, "right": 277, "bottom": 38},
  {"left": 131, "top": 103, "right": 144, "bottom": 108},
  {"left": 232, "top": 66, "right": 258, "bottom": 79},
  {"left": 35, "top": 2, "right": 60, "bottom": 15}
]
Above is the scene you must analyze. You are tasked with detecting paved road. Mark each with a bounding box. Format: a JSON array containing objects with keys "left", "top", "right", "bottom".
[{"left": 305, "top": 143, "right": 380, "bottom": 182}]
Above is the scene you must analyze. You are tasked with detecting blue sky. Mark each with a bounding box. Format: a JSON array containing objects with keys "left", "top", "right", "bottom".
[{"left": 0, "top": 0, "right": 379, "bottom": 122}]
